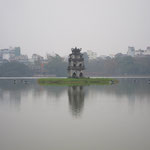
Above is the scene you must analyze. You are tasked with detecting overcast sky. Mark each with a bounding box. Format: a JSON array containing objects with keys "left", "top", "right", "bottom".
[{"left": 0, "top": 0, "right": 150, "bottom": 57}]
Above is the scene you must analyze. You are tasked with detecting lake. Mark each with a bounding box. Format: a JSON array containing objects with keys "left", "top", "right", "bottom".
[{"left": 0, "top": 78, "right": 150, "bottom": 150}]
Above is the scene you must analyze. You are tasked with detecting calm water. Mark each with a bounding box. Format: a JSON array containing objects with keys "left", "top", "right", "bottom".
[{"left": 0, "top": 78, "right": 150, "bottom": 150}]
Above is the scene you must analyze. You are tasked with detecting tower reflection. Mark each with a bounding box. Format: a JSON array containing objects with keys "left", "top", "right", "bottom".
[{"left": 68, "top": 86, "right": 85, "bottom": 117}]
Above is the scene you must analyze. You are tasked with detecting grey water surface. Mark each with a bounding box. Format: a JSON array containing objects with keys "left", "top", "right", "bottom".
[{"left": 0, "top": 78, "right": 150, "bottom": 150}]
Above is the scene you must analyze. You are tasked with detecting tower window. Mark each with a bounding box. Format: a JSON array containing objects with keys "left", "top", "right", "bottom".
[{"left": 79, "top": 63, "right": 82, "bottom": 67}]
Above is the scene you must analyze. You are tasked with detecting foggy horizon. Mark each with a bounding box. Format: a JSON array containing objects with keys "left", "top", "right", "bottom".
[
  {"left": 0, "top": 0, "right": 150, "bottom": 57},
  {"left": 0, "top": 1, "right": 150, "bottom": 149}
]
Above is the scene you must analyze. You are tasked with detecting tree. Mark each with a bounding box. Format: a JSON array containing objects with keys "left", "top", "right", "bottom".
[
  {"left": 0, "top": 62, "right": 33, "bottom": 77},
  {"left": 44, "top": 54, "right": 67, "bottom": 77}
]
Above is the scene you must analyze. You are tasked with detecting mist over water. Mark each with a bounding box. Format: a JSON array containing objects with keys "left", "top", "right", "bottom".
[{"left": 0, "top": 78, "right": 150, "bottom": 150}]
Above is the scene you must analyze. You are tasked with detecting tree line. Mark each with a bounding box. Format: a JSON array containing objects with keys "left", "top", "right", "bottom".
[
  {"left": 85, "top": 53, "right": 150, "bottom": 76},
  {"left": 0, "top": 53, "right": 150, "bottom": 77}
]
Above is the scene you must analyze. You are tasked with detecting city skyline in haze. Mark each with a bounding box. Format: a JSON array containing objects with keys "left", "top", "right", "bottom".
[{"left": 0, "top": 0, "right": 150, "bottom": 57}]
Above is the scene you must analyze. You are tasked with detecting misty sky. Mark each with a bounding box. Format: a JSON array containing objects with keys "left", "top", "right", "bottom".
[{"left": 0, "top": 0, "right": 150, "bottom": 57}]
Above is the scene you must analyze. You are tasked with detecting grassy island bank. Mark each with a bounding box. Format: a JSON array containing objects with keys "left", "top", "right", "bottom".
[{"left": 38, "top": 78, "right": 118, "bottom": 86}]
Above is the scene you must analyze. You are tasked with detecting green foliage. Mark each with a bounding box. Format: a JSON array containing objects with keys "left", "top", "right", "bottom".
[
  {"left": 86, "top": 55, "right": 150, "bottom": 76},
  {"left": 44, "top": 54, "right": 67, "bottom": 77},
  {"left": 38, "top": 78, "right": 116, "bottom": 86},
  {"left": 0, "top": 62, "right": 33, "bottom": 77}
]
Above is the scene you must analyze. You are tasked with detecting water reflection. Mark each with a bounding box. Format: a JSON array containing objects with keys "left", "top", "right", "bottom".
[
  {"left": 0, "top": 78, "right": 150, "bottom": 113},
  {"left": 0, "top": 79, "right": 29, "bottom": 110},
  {"left": 68, "top": 86, "right": 85, "bottom": 117},
  {"left": 0, "top": 79, "right": 66, "bottom": 109},
  {"left": 0, "top": 78, "right": 150, "bottom": 150}
]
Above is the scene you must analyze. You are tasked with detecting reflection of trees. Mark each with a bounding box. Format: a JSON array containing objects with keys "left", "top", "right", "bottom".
[
  {"left": 0, "top": 79, "right": 29, "bottom": 110},
  {"left": 0, "top": 79, "right": 67, "bottom": 109},
  {"left": 68, "top": 86, "right": 85, "bottom": 117},
  {"left": 91, "top": 78, "right": 150, "bottom": 97},
  {"left": 0, "top": 78, "right": 150, "bottom": 114},
  {"left": 31, "top": 85, "right": 66, "bottom": 101},
  {"left": 88, "top": 78, "right": 150, "bottom": 106}
]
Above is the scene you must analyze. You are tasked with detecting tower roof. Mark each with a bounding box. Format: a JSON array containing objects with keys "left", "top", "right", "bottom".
[{"left": 71, "top": 47, "right": 82, "bottom": 53}]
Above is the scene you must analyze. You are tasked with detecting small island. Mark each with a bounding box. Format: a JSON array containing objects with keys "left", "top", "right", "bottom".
[
  {"left": 38, "top": 47, "right": 117, "bottom": 86},
  {"left": 38, "top": 77, "right": 117, "bottom": 86}
]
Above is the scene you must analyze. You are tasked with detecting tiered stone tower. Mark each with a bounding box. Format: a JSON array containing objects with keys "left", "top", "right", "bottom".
[{"left": 68, "top": 47, "right": 85, "bottom": 78}]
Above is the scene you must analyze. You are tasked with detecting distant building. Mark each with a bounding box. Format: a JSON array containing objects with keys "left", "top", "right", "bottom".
[
  {"left": 135, "top": 49, "right": 144, "bottom": 56},
  {"left": 0, "top": 47, "right": 21, "bottom": 61},
  {"left": 9, "top": 47, "right": 21, "bottom": 56},
  {"left": 144, "top": 47, "right": 150, "bottom": 55},
  {"left": 87, "top": 50, "right": 97, "bottom": 60},
  {"left": 127, "top": 46, "right": 150, "bottom": 57},
  {"left": 127, "top": 47, "right": 135, "bottom": 57},
  {"left": 0, "top": 49, "right": 10, "bottom": 60},
  {"left": 9, "top": 55, "right": 29, "bottom": 64},
  {"left": 32, "top": 54, "right": 44, "bottom": 63},
  {"left": 68, "top": 47, "right": 85, "bottom": 78},
  {"left": 3, "top": 53, "right": 10, "bottom": 60}
]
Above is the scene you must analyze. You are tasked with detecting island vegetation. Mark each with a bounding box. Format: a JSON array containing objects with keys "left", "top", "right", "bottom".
[{"left": 38, "top": 78, "right": 117, "bottom": 86}]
